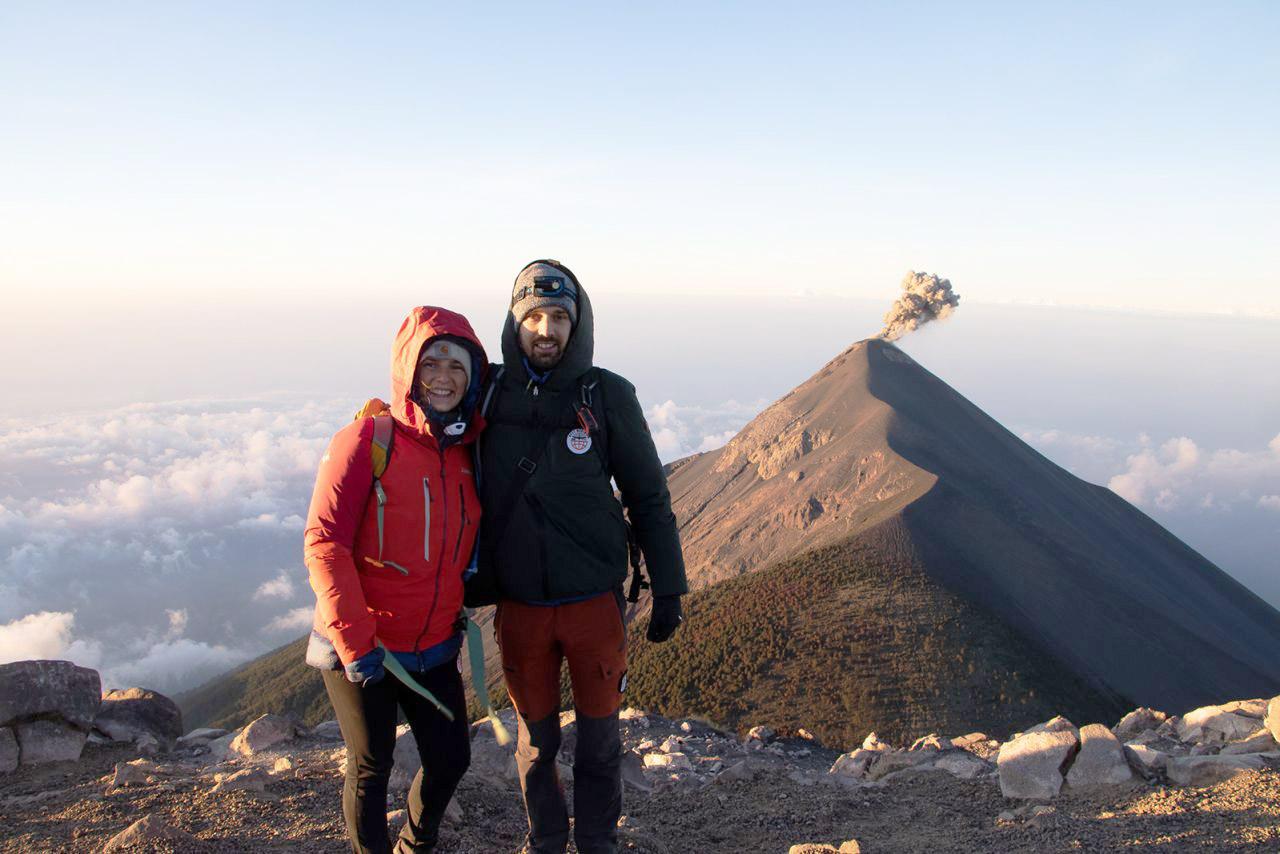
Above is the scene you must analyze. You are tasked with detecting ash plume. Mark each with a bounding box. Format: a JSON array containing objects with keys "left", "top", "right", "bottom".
[{"left": 878, "top": 271, "right": 960, "bottom": 341}]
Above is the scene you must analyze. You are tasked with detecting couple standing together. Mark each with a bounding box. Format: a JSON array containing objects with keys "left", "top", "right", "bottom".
[{"left": 302, "top": 260, "right": 688, "bottom": 853}]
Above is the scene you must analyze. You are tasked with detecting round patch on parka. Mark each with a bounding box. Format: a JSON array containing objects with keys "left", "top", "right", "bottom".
[
  {"left": 566, "top": 428, "right": 592, "bottom": 455},
  {"left": 444, "top": 421, "right": 467, "bottom": 436}
]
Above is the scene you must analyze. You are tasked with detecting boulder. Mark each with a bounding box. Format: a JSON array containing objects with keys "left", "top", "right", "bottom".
[
  {"left": 644, "top": 752, "right": 692, "bottom": 770},
  {"left": 861, "top": 732, "right": 892, "bottom": 752},
  {"left": 229, "top": 714, "right": 296, "bottom": 757},
  {"left": 0, "top": 660, "right": 101, "bottom": 731},
  {"left": 1266, "top": 696, "right": 1280, "bottom": 744},
  {"left": 310, "top": 720, "right": 343, "bottom": 740},
  {"left": 910, "top": 734, "right": 953, "bottom": 752},
  {"left": 1113, "top": 708, "right": 1168, "bottom": 741},
  {"left": 177, "top": 727, "right": 228, "bottom": 746},
  {"left": 866, "top": 750, "right": 935, "bottom": 781},
  {"left": 1023, "top": 716, "right": 1078, "bottom": 737},
  {"left": 94, "top": 687, "right": 183, "bottom": 749},
  {"left": 788, "top": 846, "right": 839, "bottom": 854},
  {"left": 952, "top": 732, "right": 1000, "bottom": 761},
  {"left": 1167, "top": 754, "right": 1265, "bottom": 787},
  {"left": 746, "top": 725, "right": 775, "bottom": 743},
  {"left": 1220, "top": 729, "right": 1279, "bottom": 756},
  {"left": 1177, "top": 701, "right": 1266, "bottom": 744},
  {"left": 715, "top": 759, "right": 755, "bottom": 784},
  {"left": 205, "top": 730, "right": 238, "bottom": 762},
  {"left": 996, "top": 730, "right": 1078, "bottom": 799},
  {"left": 621, "top": 750, "right": 653, "bottom": 792},
  {"left": 102, "top": 815, "right": 199, "bottom": 852},
  {"left": 1066, "top": 724, "right": 1134, "bottom": 788},
  {"left": 659, "top": 735, "right": 684, "bottom": 754},
  {"left": 109, "top": 759, "right": 163, "bottom": 789},
  {"left": 829, "top": 749, "right": 878, "bottom": 780},
  {"left": 0, "top": 727, "right": 17, "bottom": 774},
  {"left": 933, "top": 750, "right": 993, "bottom": 780},
  {"left": 1123, "top": 744, "right": 1168, "bottom": 778},
  {"left": 469, "top": 710, "right": 518, "bottom": 784},
  {"left": 15, "top": 719, "right": 88, "bottom": 763},
  {"left": 389, "top": 724, "right": 420, "bottom": 792},
  {"left": 211, "top": 767, "right": 270, "bottom": 793}
]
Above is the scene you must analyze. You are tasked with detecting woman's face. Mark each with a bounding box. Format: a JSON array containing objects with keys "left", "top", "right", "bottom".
[{"left": 415, "top": 354, "right": 468, "bottom": 412}]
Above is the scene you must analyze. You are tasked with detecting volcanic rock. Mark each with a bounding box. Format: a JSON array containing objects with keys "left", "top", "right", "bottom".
[
  {"left": 94, "top": 687, "right": 183, "bottom": 749},
  {"left": 0, "top": 660, "right": 102, "bottom": 731},
  {"left": 15, "top": 719, "right": 88, "bottom": 764},
  {"left": 228, "top": 713, "right": 296, "bottom": 757},
  {"left": 102, "top": 815, "right": 200, "bottom": 852},
  {"left": 1177, "top": 701, "right": 1266, "bottom": 744},
  {"left": 997, "top": 730, "right": 1078, "bottom": 799},
  {"left": 1220, "top": 730, "right": 1279, "bottom": 755},
  {"left": 1113, "top": 708, "right": 1169, "bottom": 741},
  {"left": 1066, "top": 724, "right": 1134, "bottom": 788},
  {"left": 1167, "top": 754, "right": 1265, "bottom": 787},
  {"left": 1266, "top": 696, "right": 1280, "bottom": 743}
]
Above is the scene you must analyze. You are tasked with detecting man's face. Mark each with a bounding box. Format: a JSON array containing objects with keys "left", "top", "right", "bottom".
[
  {"left": 415, "top": 354, "right": 468, "bottom": 411},
  {"left": 518, "top": 306, "right": 573, "bottom": 370}
]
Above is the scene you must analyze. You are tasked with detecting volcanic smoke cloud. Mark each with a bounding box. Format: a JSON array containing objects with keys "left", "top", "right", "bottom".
[{"left": 878, "top": 272, "right": 961, "bottom": 341}]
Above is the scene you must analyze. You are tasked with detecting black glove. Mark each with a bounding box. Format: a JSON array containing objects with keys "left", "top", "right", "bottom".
[{"left": 646, "top": 595, "right": 683, "bottom": 643}]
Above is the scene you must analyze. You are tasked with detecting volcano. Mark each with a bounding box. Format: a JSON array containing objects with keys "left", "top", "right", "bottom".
[{"left": 625, "top": 338, "right": 1280, "bottom": 744}]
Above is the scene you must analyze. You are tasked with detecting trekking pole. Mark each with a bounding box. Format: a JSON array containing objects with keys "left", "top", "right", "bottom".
[
  {"left": 376, "top": 640, "right": 455, "bottom": 721},
  {"left": 465, "top": 609, "right": 512, "bottom": 746}
]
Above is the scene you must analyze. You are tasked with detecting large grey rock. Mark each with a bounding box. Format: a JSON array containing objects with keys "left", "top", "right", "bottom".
[
  {"left": 1113, "top": 708, "right": 1168, "bottom": 741},
  {"left": 829, "top": 749, "right": 879, "bottom": 780},
  {"left": 229, "top": 714, "right": 296, "bottom": 757},
  {"left": 1066, "top": 724, "right": 1134, "bottom": 788},
  {"left": 0, "top": 727, "right": 17, "bottom": 773},
  {"left": 934, "top": 750, "right": 994, "bottom": 780},
  {"left": 177, "top": 727, "right": 228, "bottom": 746},
  {"left": 0, "top": 660, "right": 101, "bottom": 730},
  {"left": 997, "top": 730, "right": 1079, "bottom": 799},
  {"left": 866, "top": 750, "right": 935, "bottom": 781},
  {"left": 1123, "top": 744, "right": 1168, "bottom": 779},
  {"left": 468, "top": 710, "right": 518, "bottom": 784},
  {"left": 211, "top": 767, "right": 270, "bottom": 793},
  {"left": 1177, "top": 701, "right": 1266, "bottom": 744},
  {"left": 310, "top": 720, "right": 343, "bottom": 740},
  {"left": 1266, "top": 696, "right": 1280, "bottom": 744},
  {"left": 94, "top": 687, "right": 183, "bottom": 748},
  {"left": 1023, "top": 716, "right": 1078, "bottom": 737},
  {"left": 1167, "top": 754, "right": 1265, "bottom": 786},
  {"left": 389, "top": 724, "right": 420, "bottom": 792},
  {"left": 1220, "top": 729, "right": 1279, "bottom": 756},
  {"left": 103, "top": 815, "right": 199, "bottom": 852},
  {"left": 15, "top": 719, "right": 88, "bottom": 763}
]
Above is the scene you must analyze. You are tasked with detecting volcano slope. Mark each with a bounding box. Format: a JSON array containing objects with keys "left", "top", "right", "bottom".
[{"left": 628, "top": 338, "right": 1280, "bottom": 743}]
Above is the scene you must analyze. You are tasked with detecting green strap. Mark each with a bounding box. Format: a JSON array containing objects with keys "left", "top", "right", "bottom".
[
  {"left": 376, "top": 640, "right": 454, "bottom": 721},
  {"left": 465, "top": 609, "right": 511, "bottom": 746}
]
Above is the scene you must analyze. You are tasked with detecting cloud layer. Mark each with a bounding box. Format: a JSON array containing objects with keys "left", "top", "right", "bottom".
[{"left": 0, "top": 394, "right": 755, "bottom": 693}]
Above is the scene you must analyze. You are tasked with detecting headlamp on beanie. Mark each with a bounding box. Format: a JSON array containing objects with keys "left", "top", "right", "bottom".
[{"left": 511, "top": 261, "right": 580, "bottom": 327}]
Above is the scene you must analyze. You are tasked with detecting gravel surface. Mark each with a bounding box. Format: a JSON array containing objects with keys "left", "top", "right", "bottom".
[{"left": 3, "top": 717, "right": 1279, "bottom": 853}]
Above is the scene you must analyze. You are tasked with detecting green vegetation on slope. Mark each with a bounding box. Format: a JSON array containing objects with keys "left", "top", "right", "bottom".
[
  {"left": 625, "top": 536, "right": 1130, "bottom": 750},
  {"left": 179, "top": 637, "right": 329, "bottom": 731}
]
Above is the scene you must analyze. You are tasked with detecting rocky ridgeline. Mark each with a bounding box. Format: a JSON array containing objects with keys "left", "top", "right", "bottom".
[{"left": 4, "top": 658, "right": 1280, "bottom": 851}]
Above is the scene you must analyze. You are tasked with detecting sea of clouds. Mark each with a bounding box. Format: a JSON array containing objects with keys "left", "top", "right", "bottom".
[
  {"left": 1, "top": 393, "right": 1276, "bottom": 695},
  {"left": 0, "top": 394, "right": 759, "bottom": 694}
]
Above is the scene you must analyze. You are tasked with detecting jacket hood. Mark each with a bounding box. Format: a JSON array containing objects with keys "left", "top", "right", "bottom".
[
  {"left": 390, "top": 306, "right": 488, "bottom": 440},
  {"left": 500, "top": 266, "right": 595, "bottom": 390}
]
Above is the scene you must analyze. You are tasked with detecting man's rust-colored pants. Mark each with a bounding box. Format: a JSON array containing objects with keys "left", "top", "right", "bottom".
[{"left": 496, "top": 592, "right": 627, "bottom": 854}]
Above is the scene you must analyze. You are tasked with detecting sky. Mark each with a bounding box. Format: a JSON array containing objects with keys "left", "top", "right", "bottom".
[{"left": 0, "top": 2, "right": 1277, "bottom": 693}]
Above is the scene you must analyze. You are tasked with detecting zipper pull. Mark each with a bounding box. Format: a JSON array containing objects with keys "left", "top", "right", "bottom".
[{"left": 533, "top": 385, "right": 540, "bottom": 397}]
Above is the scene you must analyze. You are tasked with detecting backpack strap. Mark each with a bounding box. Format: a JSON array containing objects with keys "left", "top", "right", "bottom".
[
  {"left": 364, "top": 415, "right": 407, "bottom": 575},
  {"left": 579, "top": 370, "right": 650, "bottom": 603}
]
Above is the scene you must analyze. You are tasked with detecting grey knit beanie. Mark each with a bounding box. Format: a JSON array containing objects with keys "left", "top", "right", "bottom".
[{"left": 510, "top": 260, "right": 579, "bottom": 327}]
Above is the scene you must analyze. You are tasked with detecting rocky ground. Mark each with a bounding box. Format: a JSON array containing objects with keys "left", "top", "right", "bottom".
[{"left": 4, "top": 698, "right": 1280, "bottom": 853}]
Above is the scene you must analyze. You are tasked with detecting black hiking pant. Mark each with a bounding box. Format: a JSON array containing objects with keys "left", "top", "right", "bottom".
[{"left": 323, "top": 660, "right": 470, "bottom": 854}]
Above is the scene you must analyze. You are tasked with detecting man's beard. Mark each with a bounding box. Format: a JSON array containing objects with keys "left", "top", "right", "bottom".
[{"left": 527, "top": 338, "right": 564, "bottom": 370}]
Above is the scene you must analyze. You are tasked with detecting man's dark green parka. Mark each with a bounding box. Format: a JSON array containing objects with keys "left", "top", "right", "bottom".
[{"left": 470, "top": 279, "right": 687, "bottom": 605}]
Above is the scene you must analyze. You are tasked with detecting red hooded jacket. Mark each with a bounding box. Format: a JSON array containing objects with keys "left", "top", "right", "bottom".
[{"left": 303, "top": 307, "right": 486, "bottom": 665}]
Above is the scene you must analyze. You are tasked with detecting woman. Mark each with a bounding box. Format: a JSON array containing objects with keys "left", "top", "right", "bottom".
[{"left": 302, "top": 306, "right": 486, "bottom": 854}]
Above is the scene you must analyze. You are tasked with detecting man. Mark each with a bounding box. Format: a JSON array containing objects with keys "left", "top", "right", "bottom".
[{"left": 471, "top": 259, "right": 687, "bottom": 854}]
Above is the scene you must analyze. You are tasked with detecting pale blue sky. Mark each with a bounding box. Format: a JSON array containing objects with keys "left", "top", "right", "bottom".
[{"left": 2, "top": 1, "right": 1278, "bottom": 315}]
